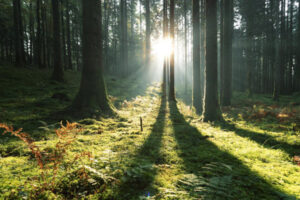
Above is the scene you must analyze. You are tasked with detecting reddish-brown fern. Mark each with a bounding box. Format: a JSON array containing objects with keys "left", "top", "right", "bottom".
[
  {"left": 0, "top": 124, "right": 44, "bottom": 169},
  {"left": 0, "top": 122, "right": 93, "bottom": 196}
]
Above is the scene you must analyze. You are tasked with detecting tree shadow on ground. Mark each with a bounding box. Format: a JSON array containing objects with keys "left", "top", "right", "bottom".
[
  {"left": 107, "top": 67, "right": 161, "bottom": 108},
  {"left": 115, "top": 96, "right": 167, "bottom": 199},
  {"left": 216, "top": 122, "right": 300, "bottom": 158},
  {"left": 168, "top": 101, "right": 295, "bottom": 199}
]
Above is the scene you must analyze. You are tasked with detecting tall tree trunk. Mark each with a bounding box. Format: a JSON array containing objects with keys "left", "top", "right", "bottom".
[
  {"left": 279, "top": 0, "right": 286, "bottom": 94},
  {"left": 72, "top": 0, "right": 112, "bottom": 114},
  {"left": 246, "top": 28, "right": 254, "bottom": 97},
  {"left": 66, "top": 0, "right": 72, "bottom": 70},
  {"left": 41, "top": 3, "right": 47, "bottom": 68},
  {"left": 220, "top": 0, "right": 224, "bottom": 101},
  {"left": 120, "top": 0, "right": 128, "bottom": 76},
  {"left": 51, "top": 0, "right": 64, "bottom": 82},
  {"left": 139, "top": 0, "right": 142, "bottom": 36},
  {"left": 18, "top": 0, "right": 25, "bottom": 63},
  {"left": 103, "top": 0, "right": 110, "bottom": 72},
  {"left": 296, "top": 0, "right": 300, "bottom": 91},
  {"left": 200, "top": 0, "right": 205, "bottom": 98},
  {"left": 130, "top": 0, "right": 136, "bottom": 72},
  {"left": 220, "top": 0, "right": 233, "bottom": 106},
  {"left": 36, "top": 0, "right": 43, "bottom": 68},
  {"left": 145, "top": 0, "right": 151, "bottom": 66},
  {"left": 61, "top": 0, "right": 67, "bottom": 70},
  {"left": 169, "top": 0, "right": 175, "bottom": 101},
  {"left": 13, "top": 0, "right": 25, "bottom": 67},
  {"left": 192, "top": 0, "right": 202, "bottom": 113},
  {"left": 163, "top": 0, "right": 168, "bottom": 95},
  {"left": 29, "top": 0, "right": 34, "bottom": 64},
  {"left": 184, "top": 0, "right": 188, "bottom": 94},
  {"left": 288, "top": 0, "right": 294, "bottom": 93},
  {"left": 202, "top": 0, "right": 222, "bottom": 121},
  {"left": 273, "top": 0, "right": 281, "bottom": 100}
]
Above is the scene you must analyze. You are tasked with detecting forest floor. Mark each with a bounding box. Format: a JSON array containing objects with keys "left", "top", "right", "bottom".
[{"left": 0, "top": 65, "right": 300, "bottom": 199}]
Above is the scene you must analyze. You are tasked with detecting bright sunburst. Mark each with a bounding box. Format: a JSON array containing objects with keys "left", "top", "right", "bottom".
[{"left": 152, "top": 37, "right": 173, "bottom": 59}]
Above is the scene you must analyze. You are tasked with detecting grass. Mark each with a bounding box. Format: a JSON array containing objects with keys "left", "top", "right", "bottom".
[{"left": 0, "top": 65, "right": 300, "bottom": 199}]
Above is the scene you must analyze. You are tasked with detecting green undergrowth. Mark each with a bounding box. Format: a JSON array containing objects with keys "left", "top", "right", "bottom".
[{"left": 0, "top": 66, "right": 300, "bottom": 199}]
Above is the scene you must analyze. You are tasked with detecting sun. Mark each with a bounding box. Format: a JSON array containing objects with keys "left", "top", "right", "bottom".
[{"left": 152, "top": 37, "right": 173, "bottom": 59}]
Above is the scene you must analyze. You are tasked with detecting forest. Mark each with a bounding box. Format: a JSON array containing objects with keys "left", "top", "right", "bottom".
[{"left": 0, "top": 0, "right": 300, "bottom": 199}]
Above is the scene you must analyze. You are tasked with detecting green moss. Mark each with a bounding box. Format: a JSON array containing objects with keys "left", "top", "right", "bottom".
[{"left": 0, "top": 66, "right": 300, "bottom": 199}]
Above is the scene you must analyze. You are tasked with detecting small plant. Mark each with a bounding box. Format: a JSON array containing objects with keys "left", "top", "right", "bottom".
[{"left": 0, "top": 122, "right": 93, "bottom": 198}]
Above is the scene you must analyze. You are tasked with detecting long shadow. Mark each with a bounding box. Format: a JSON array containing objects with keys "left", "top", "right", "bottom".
[
  {"left": 116, "top": 96, "right": 167, "bottom": 199},
  {"left": 107, "top": 67, "right": 160, "bottom": 108},
  {"left": 216, "top": 122, "right": 300, "bottom": 158},
  {"left": 168, "top": 101, "right": 296, "bottom": 199}
]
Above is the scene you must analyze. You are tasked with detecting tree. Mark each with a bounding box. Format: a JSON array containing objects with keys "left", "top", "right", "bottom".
[
  {"left": 169, "top": 0, "right": 175, "bottom": 101},
  {"left": 192, "top": 0, "right": 202, "bottom": 113},
  {"left": 66, "top": 0, "right": 72, "bottom": 70},
  {"left": 163, "top": 0, "right": 168, "bottom": 95},
  {"left": 120, "top": 0, "right": 128, "bottom": 76},
  {"left": 202, "top": 0, "right": 222, "bottom": 121},
  {"left": 71, "top": 0, "right": 112, "bottom": 114},
  {"left": 273, "top": 0, "right": 282, "bottom": 100},
  {"left": 296, "top": 0, "right": 300, "bottom": 91},
  {"left": 220, "top": 0, "right": 233, "bottom": 106},
  {"left": 145, "top": 0, "right": 151, "bottom": 66},
  {"left": 184, "top": 0, "right": 188, "bottom": 94},
  {"left": 36, "top": 0, "right": 43, "bottom": 68},
  {"left": 13, "top": 0, "right": 25, "bottom": 67},
  {"left": 51, "top": 0, "right": 64, "bottom": 82}
]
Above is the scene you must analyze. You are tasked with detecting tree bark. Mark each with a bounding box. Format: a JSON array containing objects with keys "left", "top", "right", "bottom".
[
  {"left": 296, "top": 0, "right": 300, "bottom": 91},
  {"left": 120, "top": 0, "right": 128, "bottom": 76},
  {"left": 273, "top": 0, "right": 281, "bottom": 100},
  {"left": 163, "top": 0, "right": 168, "bottom": 95},
  {"left": 169, "top": 0, "right": 175, "bottom": 101},
  {"left": 192, "top": 0, "right": 202, "bottom": 113},
  {"left": 202, "top": 0, "right": 222, "bottom": 121},
  {"left": 184, "top": 0, "right": 188, "bottom": 94},
  {"left": 220, "top": 0, "right": 233, "bottom": 106},
  {"left": 71, "top": 0, "right": 112, "bottom": 114},
  {"left": 35, "top": 0, "right": 43, "bottom": 68},
  {"left": 29, "top": 0, "right": 34, "bottom": 64},
  {"left": 145, "top": 0, "right": 151, "bottom": 66},
  {"left": 61, "top": 0, "right": 67, "bottom": 70},
  {"left": 13, "top": 0, "right": 25, "bottom": 67},
  {"left": 66, "top": 0, "right": 72, "bottom": 70},
  {"left": 51, "top": 0, "right": 64, "bottom": 82}
]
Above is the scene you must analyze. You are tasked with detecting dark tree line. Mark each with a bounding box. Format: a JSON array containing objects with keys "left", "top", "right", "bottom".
[{"left": 0, "top": 0, "right": 300, "bottom": 120}]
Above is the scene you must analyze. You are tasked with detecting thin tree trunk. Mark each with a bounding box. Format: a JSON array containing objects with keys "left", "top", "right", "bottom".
[
  {"left": 163, "top": 0, "right": 168, "bottom": 95},
  {"left": 120, "top": 0, "right": 128, "bottom": 76},
  {"left": 41, "top": 3, "right": 47, "bottom": 68},
  {"left": 192, "top": 0, "right": 202, "bottom": 113},
  {"left": 273, "top": 0, "right": 281, "bottom": 100},
  {"left": 61, "top": 0, "right": 67, "bottom": 70},
  {"left": 169, "top": 0, "right": 175, "bottom": 101},
  {"left": 29, "top": 0, "right": 34, "bottom": 64},
  {"left": 51, "top": 0, "right": 64, "bottom": 82},
  {"left": 66, "top": 0, "right": 72, "bottom": 70},
  {"left": 13, "top": 0, "right": 25, "bottom": 67},
  {"left": 296, "top": 0, "right": 300, "bottom": 91},
  {"left": 221, "top": 0, "right": 233, "bottom": 106},
  {"left": 36, "top": 0, "right": 43, "bottom": 68},
  {"left": 184, "top": 0, "right": 188, "bottom": 94},
  {"left": 145, "top": 0, "right": 151, "bottom": 66}
]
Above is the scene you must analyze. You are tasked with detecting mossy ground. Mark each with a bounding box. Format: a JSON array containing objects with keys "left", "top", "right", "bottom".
[{"left": 0, "top": 66, "right": 300, "bottom": 199}]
